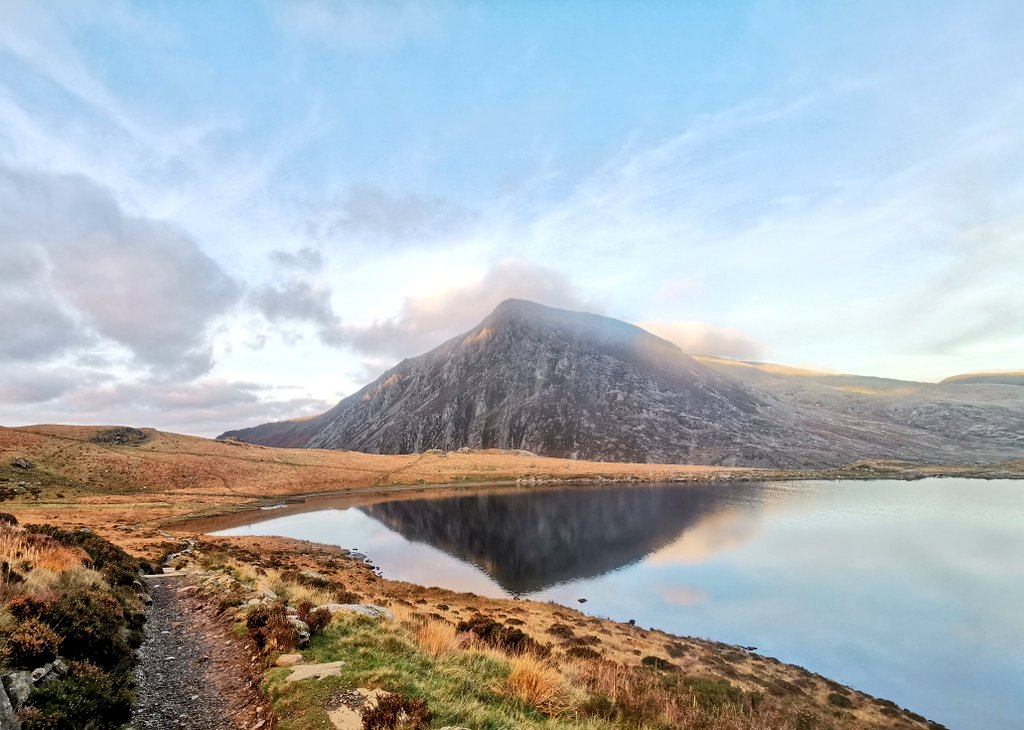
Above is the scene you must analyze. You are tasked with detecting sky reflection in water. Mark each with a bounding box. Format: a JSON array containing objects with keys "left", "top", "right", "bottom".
[{"left": 214, "top": 479, "right": 1024, "bottom": 730}]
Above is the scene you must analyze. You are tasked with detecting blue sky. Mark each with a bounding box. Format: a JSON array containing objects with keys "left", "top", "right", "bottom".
[{"left": 1, "top": 0, "right": 1022, "bottom": 435}]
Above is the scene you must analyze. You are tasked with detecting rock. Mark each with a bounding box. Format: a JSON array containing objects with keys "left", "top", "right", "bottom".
[
  {"left": 288, "top": 617, "right": 311, "bottom": 647},
  {"left": 3, "top": 671, "right": 32, "bottom": 708},
  {"left": 318, "top": 604, "right": 394, "bottom": 620},
  {"left": 0, "top": 682, "right": 20, "bottom": 730},
  {"left": 51, "top": 659, "right": 68, "bottom": 677},
  {"left": 299, "top": 569, "right": 328, "bottom": 585},
  {"left": 285, "top": 661, "right": 345, "bottom": 683},
  {"left": 31, "top": 664, "right": 53, "bottom": 682},
  {"left": 274, "top": 653, "right": 303, "bottom": 667},
  {"left": 9, "top": 458, "right": 32, "bottom": 469}
]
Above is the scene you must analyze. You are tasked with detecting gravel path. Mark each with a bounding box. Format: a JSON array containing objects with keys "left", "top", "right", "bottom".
[{"left": 132, "top": 575, "right": 262, "bottom": 730}]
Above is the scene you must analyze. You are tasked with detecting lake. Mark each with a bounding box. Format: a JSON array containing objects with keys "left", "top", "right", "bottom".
[{"left": 211, "top": 478, "right": 1024, "bottom": 729}]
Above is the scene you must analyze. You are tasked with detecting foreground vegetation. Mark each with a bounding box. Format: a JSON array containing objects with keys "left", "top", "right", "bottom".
[
  {"left": 175, "top": 550, "right": 944, "bottom": 730},
  {"left": 0, "top": 515, "right": 148, "bottom": 729}
]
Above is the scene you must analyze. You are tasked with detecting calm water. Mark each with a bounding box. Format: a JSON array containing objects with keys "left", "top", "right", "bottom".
[{"left": 213, "top": 479, "right": 1024, "bottom": 730}]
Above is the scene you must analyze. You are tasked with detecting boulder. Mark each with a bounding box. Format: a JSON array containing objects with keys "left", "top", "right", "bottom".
[
  {"left": 9, "top": 458, "right": 32, "bottom": 469},
  {"left": 3, "top": 671, "right": 33, "bottom": 709},
  {"left": 0, "top": 682, "right": 20, "bottom": 730},
  {"left": 317, "top": 604, "right": 394, "bottom": 620},
  {"left": 288, "top": 617, "right": 311, "bottom": 647}
]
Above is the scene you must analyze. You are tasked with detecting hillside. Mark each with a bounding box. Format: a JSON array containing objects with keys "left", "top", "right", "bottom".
[
  {"left": 940, "top": 371, "right": 1024, "bottom": 386},
  {"left": 222, "top": 300, "right": 1024, "bottom": 468}
]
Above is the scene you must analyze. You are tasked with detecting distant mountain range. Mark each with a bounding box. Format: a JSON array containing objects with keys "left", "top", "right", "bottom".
[{"left": 220, "top": 300, "right": 1024, "bottom": 468}]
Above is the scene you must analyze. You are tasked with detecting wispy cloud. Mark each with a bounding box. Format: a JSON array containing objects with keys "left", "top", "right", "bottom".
[{"left": 274, "top": 0, "right": 446, "bottom": 51}]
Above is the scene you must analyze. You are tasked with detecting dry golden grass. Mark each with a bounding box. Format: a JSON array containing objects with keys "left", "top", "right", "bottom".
[
  {"left": 415, "top": 619, "right": 459, "bottom": 657},
  {"left": 263, "top": 569, "right": 335, "bottom": 606},
  {"left": 0, "top": 524, "right": 86, "bottom": 574},
  {"left": 501, "top": 653, "right": 568, "bottom": 715}
]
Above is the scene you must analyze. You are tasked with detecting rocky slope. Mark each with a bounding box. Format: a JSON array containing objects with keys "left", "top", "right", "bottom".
[{"left": 221, "top": 300, "right": 1024, "bottom": 467}]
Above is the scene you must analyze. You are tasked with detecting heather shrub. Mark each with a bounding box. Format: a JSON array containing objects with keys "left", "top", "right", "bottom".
[
  {"left": 455, "top": 613, "right": 548, "bottom": 656},
  {"left": 21, "top": 663, "right": 133, "bottom": 730},
  {"left": 5, "top": 592, "right": 56, "bottom": 621},
  {"left": 42, "top": 588, "right": 130, "bottom": 670},
  {"left": 5, "top": 617, "right": 61, "bottom": 666},
  {"left": 297, "top": 602, "right": 331, "bottom": 637},
  {"left": 246, "top": 603, "right": 296, "bottom": 653},
  {"left": 361, "top": 693, "right": 431, "bottom": 730}
]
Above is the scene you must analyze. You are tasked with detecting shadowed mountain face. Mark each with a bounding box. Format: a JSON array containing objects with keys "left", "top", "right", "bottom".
[
  {"left": 223, "top": 299, "right": 777, "bottom": 464},
  {"left": 361, "top": 483, "right": 756, "bottom": 593},
  {"left": 221, "top": 300, "right": 1024, "bottom": 467}
]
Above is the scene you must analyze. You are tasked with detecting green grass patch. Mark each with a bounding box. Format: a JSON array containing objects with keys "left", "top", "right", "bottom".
[{"left": 267, "top": 615, "right": 613, "bottom": 730}]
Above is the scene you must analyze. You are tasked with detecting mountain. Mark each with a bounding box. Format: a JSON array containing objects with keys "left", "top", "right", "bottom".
[
  {"left": 221, "top": 300, "right": 1024, "bottom": 467},
  {"left": 224, "top": 300, "right": 773, "bottom": 464}
]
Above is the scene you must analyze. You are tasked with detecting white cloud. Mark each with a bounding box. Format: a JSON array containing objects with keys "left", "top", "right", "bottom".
[
  {"left": 340, "top": 259, "right": 598, "bottom": 358},
  {"left": 0, "top": 166, "right": 240, "bottom": 378},
  {"left": 639, "top": 320, "right": 764, "bottom": 360}
]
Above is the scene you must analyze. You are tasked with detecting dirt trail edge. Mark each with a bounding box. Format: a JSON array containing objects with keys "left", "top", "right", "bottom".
[{"left": 131, "top": 574, "right": 272, "bottom": 730}]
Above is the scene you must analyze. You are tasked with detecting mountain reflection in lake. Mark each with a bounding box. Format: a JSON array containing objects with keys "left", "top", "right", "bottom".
[
  {"left": 212, "top": 479, "right": 1024, "bottom": 730},
  {"left": 360, "top": 483, "right": 761, "bottom": 593}
]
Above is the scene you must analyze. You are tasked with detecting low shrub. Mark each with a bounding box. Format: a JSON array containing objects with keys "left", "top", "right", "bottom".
[
  {"left": 42, "top": 587, "right": 131, "bottom": 671},
  {"left": 564, "top": 645, "right": 601, "bottom": 661},
  {"left": 5, "top": 617, "right": 61, "bottom": 666},
  {"left": 828, "top": 691, "right": 854, "bottom": 708},
  {"left": 546, "top": 622, "right": 575, "bottom": 639},
  {"left": 297, "top": 602, "right": 331, "bottom": 637},
  {"left": 6, "top": 592, "right": 56, "bottom": 621},
  {"left": 246, "top": 603, "right": 296, "bottom": 653},
  {"left": 21, "top": 663, "right": 133, "bottom": 730},
  {"left": 361, "top": 693, "right": 431, "bottom": 730},
  {"left": 677, "top": 676, "right": 743, "bottom": 710},
  {"left": 640, "top": 654, "right": 675, "bottom": 671},
  {"left": 455, "top": 614, "right": 548, "bottom": 656}
]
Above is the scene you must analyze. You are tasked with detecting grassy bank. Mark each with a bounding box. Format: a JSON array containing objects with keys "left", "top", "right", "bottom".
[
  {"left": 0, "top": 515, "right": 149, "bottom": 729},
  {"left": 176, "top": 542, "right": 946, "bottom": 730}
]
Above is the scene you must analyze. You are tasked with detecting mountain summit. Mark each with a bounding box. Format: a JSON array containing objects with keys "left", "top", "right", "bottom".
[
  {"left": 221, "top": 300, "right": 1024, "bottom": 467},
  {"left": 222, "top": 299, "right": 771, "bottom": 464}
]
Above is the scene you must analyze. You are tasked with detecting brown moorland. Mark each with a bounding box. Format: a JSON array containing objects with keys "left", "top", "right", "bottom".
[{"left": 2, "top": 423, "right": 1019, "bottom": 729}]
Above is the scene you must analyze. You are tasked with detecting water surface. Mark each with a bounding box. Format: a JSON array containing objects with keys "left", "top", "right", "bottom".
[{"left": 213, "top": 479, "right": 1024, "bottom": 730}]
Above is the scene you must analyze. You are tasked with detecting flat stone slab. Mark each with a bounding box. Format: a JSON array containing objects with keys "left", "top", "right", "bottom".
[
  {"left": 285, "top": 661, "right": 345, "bottom": 683},
  {"left": 328, "top": 688, "right": 387, "bottom": 730},
  {"left": 274, "top": 653, "right": 303, "bottom": 667}
]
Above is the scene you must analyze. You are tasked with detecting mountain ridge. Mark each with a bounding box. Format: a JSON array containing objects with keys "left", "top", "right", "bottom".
[{"left": 220, "top": 300, "right": 1024, "bottom": 467}]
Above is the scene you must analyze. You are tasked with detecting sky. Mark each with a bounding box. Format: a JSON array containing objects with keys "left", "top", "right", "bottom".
[{"left": 1, "top": 0, "right": 1022, "bottom": 437}]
